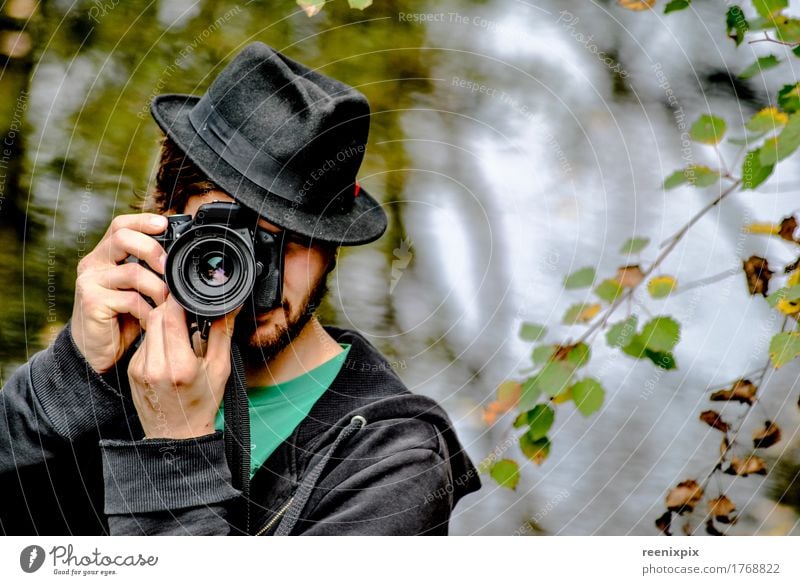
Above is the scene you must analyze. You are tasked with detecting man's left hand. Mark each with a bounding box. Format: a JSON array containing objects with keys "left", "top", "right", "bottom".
[{"left": 128, "top": 294, "right": 241, "bottom": 439}]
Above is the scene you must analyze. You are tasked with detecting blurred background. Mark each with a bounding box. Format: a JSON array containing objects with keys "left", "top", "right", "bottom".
[{"left": 1, "top": 0, "right": 799, "bottom": 535}]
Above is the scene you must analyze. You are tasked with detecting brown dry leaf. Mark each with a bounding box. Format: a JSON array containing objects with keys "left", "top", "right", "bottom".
[
  {"left": 710, "top": 379, "right": 758, "bottom": 405},
  {"left": 666, "top": 479, "right": 704, "bottom": 514},
  {"left": 721, "top": 436, "right": 730, "bottom": 457},
  {"left": 616, "top": 264, "right": 645, "bottom": 288},
  {"left": 709, "top": 495, "right": 737, "bottom": 524},
  {"left": 725, "top": 455, "right": 767, "bottom": 477},
  {"left": 705, "top": 518, "right": 724, "bottom": 536},
  {"left": 742, "top": 256, "right": 773, "bottom": 297},
  {"left": 779, "top": 216, "right": 798, "bottom": 243},
  {"left": 700, "top": 410, "right": 730, "bottom": 433},
  {"left": 618, "top": 0, "right": 655, "bottom": 10},
  {"left": 482, "top": 380, "right": 522, "bottom": 424},
  {"left": 655, "top": 511, "right": 672, "bottom": 536},
  {"left": 753, "top": 420, "right": 782, "bottom": 449}
]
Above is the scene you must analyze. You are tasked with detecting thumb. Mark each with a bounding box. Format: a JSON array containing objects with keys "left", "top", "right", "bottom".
[{"left": 205, "top": 303, "right": 243, "bottom": 365}]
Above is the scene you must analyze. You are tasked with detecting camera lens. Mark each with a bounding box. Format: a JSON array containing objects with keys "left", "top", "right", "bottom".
[
  {"left": 199, "top": 251, "right": 231, "bottom": 286},
  {"left": 164, "top": 224, "right": 257, "bottom": 318}
]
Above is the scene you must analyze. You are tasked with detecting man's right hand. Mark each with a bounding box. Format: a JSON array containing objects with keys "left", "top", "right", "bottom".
[{"left": 70, "top": 213, "right": 171, "bottom": 374}]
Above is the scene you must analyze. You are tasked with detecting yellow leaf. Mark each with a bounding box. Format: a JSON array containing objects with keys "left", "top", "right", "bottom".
[
  {"left": 648, "top": 275, "right": 677, "bottom": 298},
  {"left": 788, "top": 269, "right": 800, "bottom": 287},
  {"left": 551, "top": 388, "right": 573, "bottom": 404},
  {"left": 578, "top": 303, "right": 601, "bottom": 322},
  {"left": 618, "top": 0, "right": 656, "bottom": 10},
  {"left": 777, "top": 298, "right": 800, "bottom": 314}
]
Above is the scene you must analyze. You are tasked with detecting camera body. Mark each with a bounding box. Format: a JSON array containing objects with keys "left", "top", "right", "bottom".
[{"left": 127, "top": 201, "right": 284, "bottom": 333}]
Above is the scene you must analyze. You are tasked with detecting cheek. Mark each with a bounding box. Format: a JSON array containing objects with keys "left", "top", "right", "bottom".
[{"left": 281, "top": 248, "right": 326, "bottom": 295}]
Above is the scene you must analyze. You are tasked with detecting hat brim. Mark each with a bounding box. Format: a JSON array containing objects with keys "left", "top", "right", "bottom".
[{"left": 149, "top": 94, "right": 388, "bottom": 246}]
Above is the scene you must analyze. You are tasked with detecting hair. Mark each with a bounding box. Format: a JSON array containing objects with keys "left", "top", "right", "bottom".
[{"left": 134, "top": 134, "right": 338, "bottom": 272}]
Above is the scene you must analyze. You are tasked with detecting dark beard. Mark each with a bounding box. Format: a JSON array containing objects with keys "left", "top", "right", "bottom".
[{"left": 232, "top": 274, "right": 330, "bottom": 366}]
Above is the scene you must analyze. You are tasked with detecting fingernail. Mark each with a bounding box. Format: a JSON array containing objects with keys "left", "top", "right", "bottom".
[
  {"left": 159, "top": 252, "right": 168, "bottom": 271},
  {"left": 151, "top": 215, "right": 167, "bottom": 228}
]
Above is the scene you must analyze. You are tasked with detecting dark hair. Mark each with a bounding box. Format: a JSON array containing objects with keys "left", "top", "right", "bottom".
[{"left": 135, "top": 134, "right": 338, "bottom": 272}]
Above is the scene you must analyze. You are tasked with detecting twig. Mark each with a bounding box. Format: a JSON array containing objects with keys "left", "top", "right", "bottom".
[
  {"left": 748, "top": 31, "right": 800, "bottom": 48},
  {"left": 576, "top": 179, "right": 742, "bottom": 346}
]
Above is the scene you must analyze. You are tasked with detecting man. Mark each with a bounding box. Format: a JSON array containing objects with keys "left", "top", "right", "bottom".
[{"left": 0, "top": 42, "right": 480, "bottom": 535}]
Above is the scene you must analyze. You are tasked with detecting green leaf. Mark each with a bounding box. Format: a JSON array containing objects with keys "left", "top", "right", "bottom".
[
  {"left": 518, "top": 375, "right": 542, "bottom": 410},
  {"left": 769, "top": 332, "right": 800, "bottom": 367},
  {"left": 664, "top": 0, "right": 690, "bottom": 13},
  {"left": 489, "top": 459, "right": 520, "bottom": 490},
  {"left": 745, "top": 107, "right": 788, "bottom": 133},
  {"left": 766, "top": 285, "right": 800, "bottom": 307},
  {"left": 566, "top": 342, "right": 592, "bottom": 369},
  {"left": 519, "top": 322, "right": 547, "bottom": 341},
  {"left": 648, "top": 275, "right": 678, "bottom": 298},
  {"left": 664, "top": 166, "right": 720, "bottom": 188},
  {"left": 776, "top": 17, "right": 800, "bottom": 43},
  {"left": 752, "top": 0, "right": 787, "bottom": 20},
  {"left": 563, "top": 302, "right": 601, "bottom": 324},
  {"left": 726, "top": 6, "right": 750, "bottom": 46},
  {"left": 741, "top": 148, "right": 774, "bottom": 189},
  {"left": 759, "top": 113, "right": 800, "bottom": 165},
  {"left": 571, "top": 378, "right": 605, "bottom": 416},
  {"left": 526, "top": 404, "right": 555, "bottom": 440},
  {"left": 606, "top": 315, "right": 639, "bottom": 348},
  {"left": 532, "top": 344, "right": 556, "bottom": 365},
  {"left": 536, "top": 361, "right": 574, "bottom": 398},
  {"left": 645, "top": 350, "right": 677, "bottom": 370},
  {"left": 595, "top": 278, "right": 625, "bottom": 302},
  {"left": 519, "top": 433, "right": 550, "bottom": 464},
  {"left": 778, "top": 83, "right": 800, "bottom": 114},
  {"left": 564, "top": 266, "right": 596, "bottom": 289},
  {"left": 347, "top": 0, "right": 373, "bottom": 8},
  {"left": 512, "top": 411, "right": 528, "bottom": 428},
  {"left": 739, "top": 54, "right": 780, "bottom": 79},
  {"left": 620, "top": 237, "right": 650, "bottom": 254},
  {"left": 640, "top": 316, "right": 681, "bottom": 352},
  {"left": 690, "top": 115, "right": 727, "bottom": 144}
]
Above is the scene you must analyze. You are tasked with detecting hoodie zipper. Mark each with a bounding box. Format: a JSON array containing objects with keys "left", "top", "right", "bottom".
[{"left": 254, "top": 497, "right": 294, "bottom": 536}]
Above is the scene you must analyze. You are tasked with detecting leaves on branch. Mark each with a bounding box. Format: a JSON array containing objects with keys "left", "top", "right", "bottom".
[
  {"left": 571, "top": 378, "right": 606, "bottom": 416},
  {"left": 778, "top": 83, "right": 800, "bottom": 114},
  {"left": 564, "top": 266, "right": 596, "bottom": 289},
  {"left": 746, "top": 107, "right": 788, "bottom": 133},
  {"left": 753, "top": 420, "right": 782, "bottom": 448},
  {"left": 606, "top": 315, "right": 638, "bottom": 348},
  {"left": 520, "top": 433, "right": 551, "bottom": 465},
  {"left": 595, "top": 278, "right": 625, "bottom": 302},
  {"left": 519, "top": 322, "right": 547, "bottom": 341},
  {"left": 742, "top": 256, "right": 773, "bottom": 296},
  {"left": 666, "top": 479, "right": 704, "bottom": 513},
  {"left": 663, "top": 165, "right": 721, "bottom": 189},
  {"left": 741, "top": 149, "right": 775, "bottom": 189},
  {"left": 563, "top": 302, "right": 602, "bottom": 324},
  {"left": 739, "top": 55, "right": 780, "bottom": 79},
  {"left": 725, "top": 455, "right": 767, "bottom": 476},
  {"left": 752, "top": 0, "right": 788, "bottom": 21},
  {"left": 710, "top": 378, "right": 758, "bottom": 405},
  {"left": 620, "top": 236, "right": 650, "bottom": 254},
  {"left": 526, "top": 404, "right": 555, "bottom": 440},
  {"left": 700, "top": 410, "right": 730, "bottom": 433},
  {"left": 759, "top": 113, "right": 800, "bottom": 166},
  {"left": 482, "top": 380, "right": 521, "bottom": 425},
  {"left": 726, "top": 6, "right": 750, "bottom": 46},
  {"left": 690, "top": 115, "right": 727, "bottom": 144},
  {"left": 664, "top": 0, "right": 691, "bottom": 14},
  {"left": 769, "top": 331, "right": 800, "bottom": 368}
]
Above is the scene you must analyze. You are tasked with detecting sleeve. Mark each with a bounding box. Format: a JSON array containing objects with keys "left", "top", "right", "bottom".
[
  {"left": 0, "top": 321, "right": 138, "bottom": 532},
  {"left": 285, "top": 418, "right": 457, "bottom": 536},
  {"left": 98, "top": 431, "right": 240, "bottom": 535}
]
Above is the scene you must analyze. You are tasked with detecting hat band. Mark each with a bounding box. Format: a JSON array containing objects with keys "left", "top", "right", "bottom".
[{"left": 188, "top": 96, "right": 308, "bottom": 206}]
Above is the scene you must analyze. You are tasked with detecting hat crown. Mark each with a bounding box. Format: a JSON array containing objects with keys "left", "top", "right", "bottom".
[{"left": 204, "top": 42, "right": 370, "bottom": 202}]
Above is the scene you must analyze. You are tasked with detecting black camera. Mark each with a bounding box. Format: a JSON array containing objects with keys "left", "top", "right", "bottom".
[{"left": 127, "top": 201, "right": 284, "bottom": 338}]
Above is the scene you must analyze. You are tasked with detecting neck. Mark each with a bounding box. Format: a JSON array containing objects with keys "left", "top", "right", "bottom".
[{"left": 244, "top": 317, "right": 344, "bottom": 388}]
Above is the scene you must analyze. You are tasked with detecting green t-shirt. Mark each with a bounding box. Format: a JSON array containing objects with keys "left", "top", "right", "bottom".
[{"left": 214, "top": 343, "right": 352, "bottom": 480}]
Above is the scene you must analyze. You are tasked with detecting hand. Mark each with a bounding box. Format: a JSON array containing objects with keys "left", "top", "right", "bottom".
[
  {"left": 70, "top": 213, "right": 170, "bottom": 373},
  {"left": 127, "top": 295, "right": 242, "bottom": 440}
]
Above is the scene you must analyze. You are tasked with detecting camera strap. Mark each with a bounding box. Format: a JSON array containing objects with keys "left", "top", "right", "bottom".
[{"left": 223, "top": 341, "right": 252, "bottom": 534}]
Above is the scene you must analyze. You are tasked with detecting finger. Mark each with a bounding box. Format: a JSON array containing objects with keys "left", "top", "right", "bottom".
[
  {"left": 98, "top": 263, "right": 169, "bottom": 305},
  {"left": 103, "top": 213, "right": 168, "bottom": 239},
  {"left": 101, "top": 288, "right": 156, "bottom": 323},
  {"left": 159, "top": 295, "right": 195, "bottom": 364},
  {"left": 95, "top": 227, "right": 168, "bottom": 272},
  {"left": 205, "top": 304, "right": 243, "bottom": 366}
]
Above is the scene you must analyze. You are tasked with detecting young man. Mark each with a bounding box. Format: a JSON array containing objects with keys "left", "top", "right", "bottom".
[{"left": 0, "top": 42, "right": 480, "bottom": 535}]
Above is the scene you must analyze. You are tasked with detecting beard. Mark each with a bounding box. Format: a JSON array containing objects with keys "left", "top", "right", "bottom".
[{"left": 231, "top": 273, "right": 330, "bottom": 366}]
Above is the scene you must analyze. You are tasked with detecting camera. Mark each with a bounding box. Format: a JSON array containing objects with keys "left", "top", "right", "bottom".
[{"left": 126, "top": 201, "right": 284, "bottom": 337}]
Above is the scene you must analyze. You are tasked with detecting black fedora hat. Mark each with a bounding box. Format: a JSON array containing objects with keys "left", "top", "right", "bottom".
[{"left": 149, "top": 42, "right": 387, "bottom": 246}]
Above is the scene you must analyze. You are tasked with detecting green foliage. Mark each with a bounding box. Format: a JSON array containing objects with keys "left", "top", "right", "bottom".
[
  {"left": 595, "top": 278, "right": 625, "bottom": 302},
  {"left": 777, "top": 83, "right": 800, "bottom": 114},
  {"left": 526, "top": 404, "right": 555, "bottom": 440},
  {"left": 489, "top": 459, "right": 520, "bottom": 490},
  {"left": 769, "top": 332, "right": 800, "bottom": 367},
  {"left": 759, "top": 113, "right": 800, "bottom": 165},
  {"left": 665, "top": 0, "right": 691, "bottom": 13},
  {"left": 519, "top": 322, "right": 547, "bottom": 341},
  {"left": 752, "top": 0, "right": 787, "bottom": 20},
  {"left": 564, "top": 266, "right": 596, "bottom": 289},
  {"left": 606, "top": 315, "right": 639, "bottom": 348},
  {"left": 739, "top": 54, "right": 780, "bottom": 79},
  {"left": 663, "top": 165, "right": 721, "bottom": 188},
  {"left": 690, "top": 115, "right": 727, "bottom": 144},
  {"left": 726, "top": 6, "right": 750, "bottom": 46},
  {"left": 741, "top": 149, "right": 774, "bottom": 189},
  {"left": 348, "top": 0, "right": 373, "bottom": 8},
  {"left": 520, "top": 433, "right": 551, "bottom": 464},
  {"left": 571, "top": 378, "right": 606, "bottom": 416},
  {"left": 563, "top": 302, "right": 601, "bottom": 324},
  {"left": 640, "top": 317, "right": 681, "bottom": 352},
  {"left": 620, "top": 237, "right": 649, "bottom": 254}
]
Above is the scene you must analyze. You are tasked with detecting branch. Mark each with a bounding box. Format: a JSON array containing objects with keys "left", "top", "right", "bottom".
[{"left": 748, "top": 31, "right": 800, "bottom": 48}]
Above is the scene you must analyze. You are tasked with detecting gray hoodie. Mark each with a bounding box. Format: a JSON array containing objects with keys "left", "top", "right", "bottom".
[{"left": 0, "top": 322, "right": 481, "bottom": 535}]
